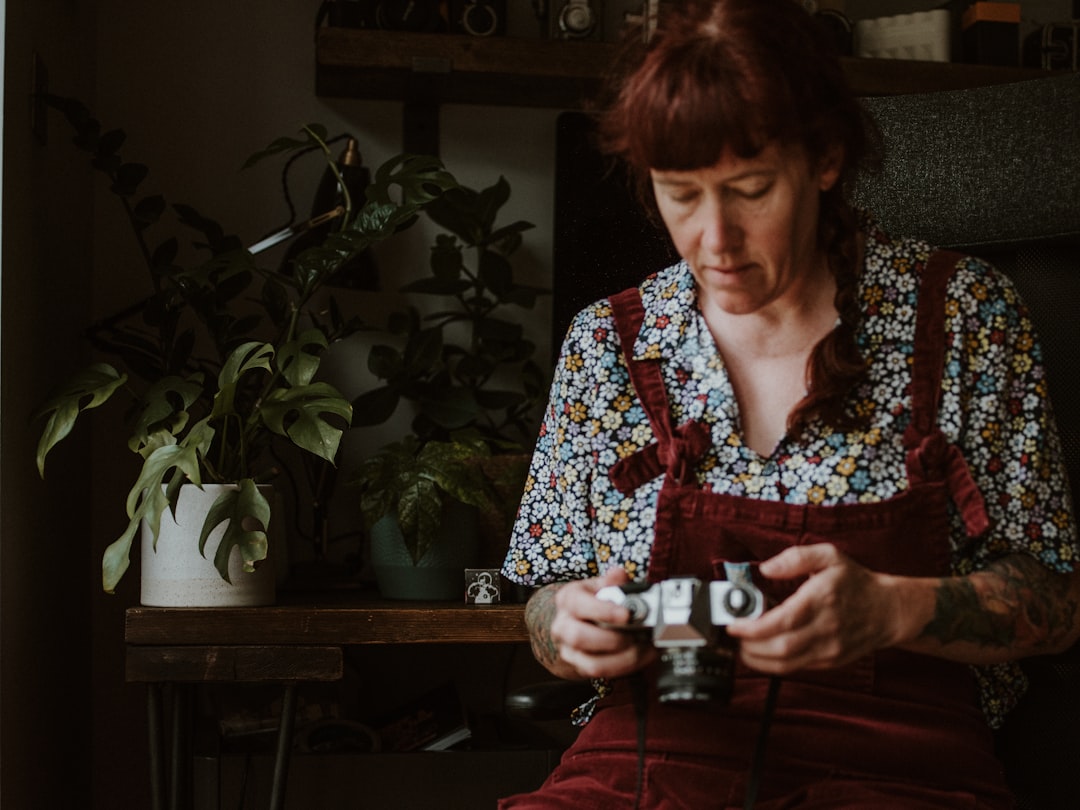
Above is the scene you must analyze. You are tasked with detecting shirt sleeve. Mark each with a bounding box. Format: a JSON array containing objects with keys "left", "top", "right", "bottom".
[
  {"left": 941, "top": 255, "right": 1078, "bottom": 574},
  {"left": 501, "top": 302, "right": 614, "bottom": 586}
]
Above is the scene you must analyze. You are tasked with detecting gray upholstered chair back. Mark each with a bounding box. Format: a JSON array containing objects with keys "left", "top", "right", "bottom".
[{"left": 855, "top": 73, "right": 1080, "bottom": 810}]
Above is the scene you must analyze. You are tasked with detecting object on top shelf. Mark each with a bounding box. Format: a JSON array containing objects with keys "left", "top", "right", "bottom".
[
  {"left": 1023, "top": 22, "right": 1080, "bottom": 72},
  {"left": 314, "top": 27, "right": 1056, "bottom": 108},
  {"left": 549, "top": 0, "right": 603, "bottom": 41},
  {"left": 853, "top": 9, "right": 950, "bottom": 62},
  {"left": 961, "top": 2, "right": 1020, "bottom": 67}
]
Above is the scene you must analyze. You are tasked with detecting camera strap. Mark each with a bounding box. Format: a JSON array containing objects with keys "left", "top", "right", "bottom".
[
  {"left": 743, "top": 676, "right": 782, "bottom": 809},
  {"left": 631, "top": 672, "right": 649, "bottom": 810}
]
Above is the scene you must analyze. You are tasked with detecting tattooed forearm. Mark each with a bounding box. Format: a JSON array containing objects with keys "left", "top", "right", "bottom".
[
  {"left": 525, "top": 584, "right": 565, "bottom": 668},
  {"left": 922, "top": 555, "right": 1079, "bottom": 654}
]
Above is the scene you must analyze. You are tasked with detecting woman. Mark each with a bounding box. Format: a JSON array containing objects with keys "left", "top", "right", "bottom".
[{"left": 500, "top": 1, "right": 1080, "bottom": 807}]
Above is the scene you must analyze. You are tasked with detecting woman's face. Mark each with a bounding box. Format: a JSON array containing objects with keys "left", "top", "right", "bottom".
[{"left": 650, "top": 142, "right": 841, "bottom": 317}]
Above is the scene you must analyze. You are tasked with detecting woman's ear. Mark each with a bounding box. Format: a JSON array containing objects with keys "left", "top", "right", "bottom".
[{"left": 817, "top": 145, "right": 844, "bottom": 192}]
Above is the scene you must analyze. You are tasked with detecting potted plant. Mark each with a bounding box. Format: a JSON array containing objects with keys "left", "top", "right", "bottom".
[
  {"left": 32, "top": 96, "right": 459, "bottom": 604},
  {"left": 352, "top": 175, "right": 548, "bottom": 447},
  {"left": 354, "top": 435, "right": 500, "bottom": 600},
  {"left": 349, "top": 177, "right": 546, "bottom": 597}
]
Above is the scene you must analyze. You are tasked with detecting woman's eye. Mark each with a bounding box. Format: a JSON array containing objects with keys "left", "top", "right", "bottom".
[
  {"left": 732, "top": 183, "right": 771, "bottom": 200},
  {"left": 665, "top": 190, "right": 698, "bottom": 205}
]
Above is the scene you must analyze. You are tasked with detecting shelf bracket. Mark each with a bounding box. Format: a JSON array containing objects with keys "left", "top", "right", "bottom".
[
  {"left": 403, "top": 98, "right": 440, "bottom": 158},
  {"left": 403, "top": 57, "right": 449, "bottom": 157}
]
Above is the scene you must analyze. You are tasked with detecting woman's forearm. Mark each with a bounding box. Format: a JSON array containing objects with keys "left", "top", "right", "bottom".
[
  {"left": 525, "top": 583, "right": 584, "bottom": 679},
  {"left": 898, "top": 554, "right": 1080, "bottom": 664}
]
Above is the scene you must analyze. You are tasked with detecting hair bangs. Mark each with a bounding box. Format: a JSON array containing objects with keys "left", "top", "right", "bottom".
[{"left": 613, "top": 39, "right": 799, "bottom": 175}]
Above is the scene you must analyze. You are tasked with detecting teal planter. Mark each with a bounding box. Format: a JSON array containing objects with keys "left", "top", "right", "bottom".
[{"left": 369, "top": 501, "right": 480, "bottom": 600}]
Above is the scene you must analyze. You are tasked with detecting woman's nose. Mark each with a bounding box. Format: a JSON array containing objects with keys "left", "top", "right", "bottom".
[{"left": 700, "top": 201, "right": 742, "bottom": 255}]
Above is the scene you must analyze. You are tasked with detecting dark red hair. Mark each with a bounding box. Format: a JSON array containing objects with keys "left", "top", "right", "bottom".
[{"left": 596, "top": 0, "right": 879, "bottom": 435}]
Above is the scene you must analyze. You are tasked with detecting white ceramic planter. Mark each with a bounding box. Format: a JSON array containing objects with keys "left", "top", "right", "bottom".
[{"left": 140, "top": 483, "right": 279, "bottom": 607}]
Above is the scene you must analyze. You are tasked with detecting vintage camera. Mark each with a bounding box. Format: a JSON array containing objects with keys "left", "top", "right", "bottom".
[
  {"left": 450, "top": 0, "right": 507, "bottom": 37},
  {"left": 597, "top": 576, "right": 764, "bottom": 703},
  {"left": 549, "top": 0, "right": 602, "bottom": 40}
]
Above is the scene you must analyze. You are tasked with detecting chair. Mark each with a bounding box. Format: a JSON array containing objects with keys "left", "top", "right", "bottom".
[
  {"left": 855, "top": 72, "right": 1080, "bottom": 810},
  {"left": 519, "top": 73, "right": 1080, "bottom": 808}
]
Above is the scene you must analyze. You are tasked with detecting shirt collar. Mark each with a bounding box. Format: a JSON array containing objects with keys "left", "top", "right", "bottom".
[{"left": 630, "top": 261, "right": 713, "bottom": 362}]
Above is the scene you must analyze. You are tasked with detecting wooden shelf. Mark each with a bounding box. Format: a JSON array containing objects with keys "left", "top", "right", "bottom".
[
  {"left": 315, "top": 27, "right": 1056, "bottom": 108},
  {"left": 125, "top": 597, "right": 528, "bottom": 646}
]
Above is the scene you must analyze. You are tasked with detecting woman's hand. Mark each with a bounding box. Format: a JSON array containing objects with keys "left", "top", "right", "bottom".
[
  {"left": 727, "top": 543, "right": 1080, "bottom": 672},
  {"left": 525, "top": 567, "right": 659, "bottom": 680},
  {"left": 726, "top": 543, "right": 910, "bottom": 673}
]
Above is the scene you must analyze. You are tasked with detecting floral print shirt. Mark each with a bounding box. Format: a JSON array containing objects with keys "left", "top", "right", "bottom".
[{"left": 502, "top": 218, "right": 1078, "bottom": 727}]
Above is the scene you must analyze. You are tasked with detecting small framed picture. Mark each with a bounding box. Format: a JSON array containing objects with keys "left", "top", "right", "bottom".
[{"left": 464, "top": 569, "right": 502, "bottom": 604}]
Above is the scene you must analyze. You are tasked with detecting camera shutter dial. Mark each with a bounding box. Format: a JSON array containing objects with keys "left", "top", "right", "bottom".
[{"left": 559, "top": 0, "right": 597, "bottom": 38}]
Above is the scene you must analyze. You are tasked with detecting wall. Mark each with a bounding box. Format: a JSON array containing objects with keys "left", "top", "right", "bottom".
[{"left": 1, "top": 0, "right": 98, "bottom": 807}]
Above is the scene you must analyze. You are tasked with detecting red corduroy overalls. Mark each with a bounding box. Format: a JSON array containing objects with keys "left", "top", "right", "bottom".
[{"left": 502, "top": 252, "right": 1015, "bottom": 809}]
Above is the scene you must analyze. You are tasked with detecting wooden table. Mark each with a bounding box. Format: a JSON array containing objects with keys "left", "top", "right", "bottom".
[{"left": 125, "top": 593, "right": 529, "bottom": 810}]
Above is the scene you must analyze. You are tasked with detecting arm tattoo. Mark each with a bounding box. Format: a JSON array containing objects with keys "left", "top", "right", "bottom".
[
  {"left": 525, "top": 584, "right": 564, "bottom": 667},
  {"left": 922, "top": 555, "right": 1078, "bottom": 652}
]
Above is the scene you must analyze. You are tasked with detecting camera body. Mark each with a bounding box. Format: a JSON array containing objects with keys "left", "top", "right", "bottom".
[
  {"left": 597, "top": 576, "right": 764, "bottom": 703},
  {"left": 449, "top": 0, "right": 507, "bottom": 36}
]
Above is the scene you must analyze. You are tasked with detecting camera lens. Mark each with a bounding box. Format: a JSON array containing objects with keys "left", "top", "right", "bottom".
[
  {"left": 462, "top": 2, "right": 498, "bottom": 36},
  {"left": 622, "top": 593, "right": 651, "bottom": 624},
  {"left": 723, "top": 585, "right": 757, "bottom": 618},
  {"left": 657, "top": 646, "right": 736, "bottom": 704}
]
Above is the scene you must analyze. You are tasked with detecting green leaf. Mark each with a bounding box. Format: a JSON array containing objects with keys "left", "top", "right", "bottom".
[
  {"left": 103, "top": 442, "right": 205, "bottom": 593},
  {"left": 396, "top": 477, "right": 444, "bottom": 564},
  {"left": 150, "top": 237, "right": 180, "bottom": 270},
  {"left": 429, "top": 235, "right": 464, "bottom": 281},
  {"left": 419, "top": 387, "right": 480, "bottom": 430},
  {"left": 403, "top": 328, "right": 443, "bottom": 376},
  {"left": 367, "top": 154, "right": 459, "bottom": 209},
  {"left": 351, "top": 386, "right": 400, "bottom": 427},
  {"left": 478, "top": 250, "right": 513, "bottom": 296},
  {"left": 127, "top": 374, "right": 205, "bottom": 454},
  {"left": 125, "top": 443, "right": 204, "bottom": 520},
  {"left": 211, "top": 341, "right": 273, "bottom": 420},
  {"left": 289, "top": 244, "right": 350, "bottom": 291},
  {"left": 112, "top": 162, "right": 148, "bottom": 197},
  {"left": 367, "top": 344, "right": 402, "bottom": 379},
  {"left": 242, "top": 124, "right": 332, "bottom": 170},
  {"left": 218, "top": 341, "right": 274, "bottom": 388},
  {"left": 95, "top": 128, "right": 126, "bottom": 157},
  {"left": 278, "top": 329, "right": 329, "bottom": 387},
  {"left": 34, "top": 363, "right": 127, "bottom": 477},
  {"left": 133, "top": 194, "right": 166, "bottom": 230},
  {"left": 259, "top": 382, "right": 352, "bottom": 463},
  {"left": 477, "top": 176, "right": 511, "bottom": 229},
  {"left": 199, "top": 480, "right": 271, "bottom": 583},
  {"left": 487, "top": 220, "right": 535, "bottom": 251}
]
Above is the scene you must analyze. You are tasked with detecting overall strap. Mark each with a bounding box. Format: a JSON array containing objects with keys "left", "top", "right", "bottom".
[
  {"left": 607, "top": 287, "right": 710, "bottom": 494},
  {"left": 903, "top": 250, "right": 989, "bottom": 538}
]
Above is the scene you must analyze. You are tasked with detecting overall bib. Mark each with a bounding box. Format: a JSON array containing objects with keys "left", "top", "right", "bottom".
[{"left": 502, "top": 252, "right": 1015, "bottom": 809}]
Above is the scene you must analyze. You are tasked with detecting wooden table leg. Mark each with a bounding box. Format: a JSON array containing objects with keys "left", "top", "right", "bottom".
[
  {"left": 269, "top": 683, "right": 299, "bottom": 810},
  {"left": 169, "top": 684, "right": 192, "bottom": 810},
  {"left": 148, "top": 683, "right": 166, "bottom": 810}
]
